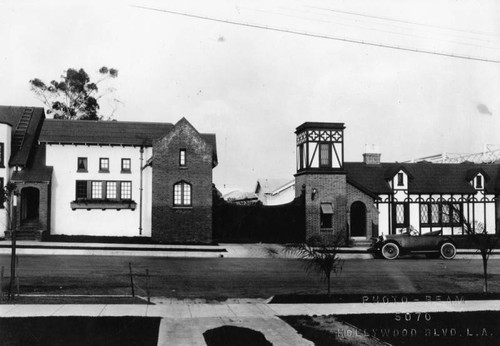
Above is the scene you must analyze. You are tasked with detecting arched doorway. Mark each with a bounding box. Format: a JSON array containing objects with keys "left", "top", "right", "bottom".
[
  {"left": 21, "top": 187, "right": 40, "bottom": 225},
  {"left": 350, "top": 201, "right": 367, "bottom": 237}
]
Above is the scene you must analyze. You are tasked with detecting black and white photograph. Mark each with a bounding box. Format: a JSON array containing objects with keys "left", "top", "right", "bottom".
[{"left": 1, "top": 0, "right": 500, "bottom": 345}]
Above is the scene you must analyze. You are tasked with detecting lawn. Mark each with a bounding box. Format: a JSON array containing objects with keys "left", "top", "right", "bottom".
[
  {"left": 283, "top": 311, "right": 500, "bottom": 346},
  {"left": 0, "top": 256, "right": 499, "bottom": 300}
]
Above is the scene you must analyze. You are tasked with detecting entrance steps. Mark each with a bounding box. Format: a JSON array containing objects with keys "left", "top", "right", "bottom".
[
  {"left": 5, "top": 222, "right": 44, "bottom": 241},
  {"left": 350, "top": 238, "right": 373, "bottom": 247}
]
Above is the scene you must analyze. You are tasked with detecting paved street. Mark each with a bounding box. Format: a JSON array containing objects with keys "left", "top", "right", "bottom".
[{"left": 1, "top": 255, "right": 498, "bottom": 299}]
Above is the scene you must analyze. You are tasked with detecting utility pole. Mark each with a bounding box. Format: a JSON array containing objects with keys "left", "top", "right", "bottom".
[{"left": 8, "top": 193, "right": 18, "bottom": 300}]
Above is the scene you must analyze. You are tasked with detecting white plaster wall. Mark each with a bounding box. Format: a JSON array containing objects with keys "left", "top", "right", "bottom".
[
  {"left": 0, "top": 123, "right": 11, "bottom": 236},
  {"left": 308, "top": 142, "right": 318, "bottom": 167},
  {"left": 378, "top": 203, "right": 389, "bottom": 236},
  {"left": 409, "top": 203, "right": 420, "bottom": 230},
  {"left": 45, "top": 144, "right": 152, "bottom": 237},
  {"left": 333, "top": 142, "right": 342, "bottom": 168}
]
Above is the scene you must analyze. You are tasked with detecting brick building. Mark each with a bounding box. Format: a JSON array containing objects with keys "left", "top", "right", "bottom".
[
  {"left": 0, "top": 106, "right": 217, "bottom": 243},
  {"left": 294, "top": 122, "right": 500, "bottom": 243}
]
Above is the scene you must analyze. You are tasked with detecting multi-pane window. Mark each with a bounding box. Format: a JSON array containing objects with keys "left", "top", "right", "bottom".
[
  {"left": 91, "top": 181, "right": 103, "bottom": 199},
  {"left": 121, "top": 158, "right": 131, "bottom": 173},
  {"left": 174, "top": 181, "right": 192, "bottom": 206},
  {"left": 393, "top": 203, "right": 409, "bottom": 228},
  {"left": 0, "top": 143, "right": 4, "bottom": 167},
  {"left": 75, "top": 180, "right": 132, "bottom": 201},
  {"left": 99, "top": 158, "right": 109, "bottom": 172},
  {"left": 106, "top": 181, "right": 117, "bottom": 199},
  {"left": 77, "top": 157, "right": 88, "bottom": 172},
  {"left": 319, "top": 143, "right": 331, "bottom": 168},
  {"left": 420, "top": 203, "right": 462, "bottom": 226},
  {"left": 121, "top": 181, "right": 132, "bottom": 199},
  {"left": 75, "top": 180, "right": 88, "bottom": 199},
  {"left": 179, "top": 149, "right": 186, "bottom": 166},
  {"left": 396, "top": 204, "right": 405, "bottom": 224}
]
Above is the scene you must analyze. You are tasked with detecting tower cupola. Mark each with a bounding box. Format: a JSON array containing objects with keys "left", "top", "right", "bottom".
[{"left": 295, "top": 122, "right": 345, "bottom": 174}]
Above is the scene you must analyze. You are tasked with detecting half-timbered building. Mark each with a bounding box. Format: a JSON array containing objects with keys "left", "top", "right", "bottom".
[{"left": 294, "top": 122, "right": 500, "bottom": 243}]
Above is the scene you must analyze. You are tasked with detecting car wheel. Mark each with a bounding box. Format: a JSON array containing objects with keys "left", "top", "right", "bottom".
[
  {"left": 440, "top": 242, "right": 456, "bottom": 260},
  {"left": 381, "top": 242, "right": 399, "bottom": 260}
]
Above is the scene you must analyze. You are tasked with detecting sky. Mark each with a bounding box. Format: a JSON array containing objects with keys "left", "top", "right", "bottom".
[{"left": 1, "top": 0, "right": 500, "bottom": 192}]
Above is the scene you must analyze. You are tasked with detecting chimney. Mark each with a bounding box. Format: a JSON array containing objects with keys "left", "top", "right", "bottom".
[{"left": 363, "top": 144, "right": 381, "bottom": 165}]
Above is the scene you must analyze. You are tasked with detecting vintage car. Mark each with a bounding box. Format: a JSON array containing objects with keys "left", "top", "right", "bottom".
[{"left": 369, "top": 228, "right": 457, "bottom": 260}]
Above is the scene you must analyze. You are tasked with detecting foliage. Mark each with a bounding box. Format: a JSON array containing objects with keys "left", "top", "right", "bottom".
[
  {"left": 29, "top": 67, "right": 119, "bottom": 120},
  {"left": 285, "top": 233, "right": 344, "bottom": 296},
  {"left": 463, "top": 221, "right": 498, "bottom": 294},
  {"left": 0, "top": 181, "right": 17, "bottom": 228},
  {"left": 446, "top": 204, "right": 499, "bottom": 294},
  {"left": 0, "top": 181, "right": 17, "bottom": 207}
]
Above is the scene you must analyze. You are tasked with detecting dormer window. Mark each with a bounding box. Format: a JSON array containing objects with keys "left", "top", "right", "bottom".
[
  {"left": 397, "top": 173, "right": 404, "bottom": 186},
  {"left": 476, "top": 175, "right": 483, "bottom": 189}
]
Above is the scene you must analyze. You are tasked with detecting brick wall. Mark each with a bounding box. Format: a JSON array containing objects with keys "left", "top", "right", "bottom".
[
  {"left": 295, "top": 173, "right": 347, "bottom": 244},
  {"left": 152, "top": 119, "right": 213, "bottom": 243},
  {"left": 13, "top": 182, "right": 50, "bottom": 232},
  {"left": 346, "top": 183, "right": 378, "bottom": 238}
]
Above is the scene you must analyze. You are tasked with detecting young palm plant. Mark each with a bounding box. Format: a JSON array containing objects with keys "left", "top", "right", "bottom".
[{"left": 285, "top": 233, "right": 344, "bottom": 297}]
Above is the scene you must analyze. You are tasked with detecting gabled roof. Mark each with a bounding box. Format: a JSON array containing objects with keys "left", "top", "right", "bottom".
[
  {"left": 39, "top": 119, "right": 174, "bottom": 146},
  {"left": 465, "top": 168, "right": 490, "bottom": 182},
  {"left": 0, "top": 105, "right": 45, "bottom": 167},
  {"left": 255, "top": 178, "right": 293, "bottom": 194},
  {"left": 11, "top": 144, "right": 53, "bottom": 182},
  {"left": 384, "top": 165, "right": 414, "bottom": 180},
  {"left": 344, "top": 162, "right": 500, "bottom": 195},
  {"left": 39, "top": 118, "right": 218, "bottom": 165}
]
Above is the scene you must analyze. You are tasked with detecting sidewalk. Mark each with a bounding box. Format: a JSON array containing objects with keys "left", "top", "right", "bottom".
[
  {"left": 1, "top": 300, "right": 500, "bottom": 345},
  {"left": 0, "top": 240, "right": 498, "bottom": 259}
]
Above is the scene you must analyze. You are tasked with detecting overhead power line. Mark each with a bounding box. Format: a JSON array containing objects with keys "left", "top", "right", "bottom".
[
  {"left": 312, "top": 6, "right": 500, "bottom": 40},
  {"left": 245, "top": 6, "right": 500, "bottom": 51},
  {"left": 132, "top": 5, "right": 500, "bottom": 64}
]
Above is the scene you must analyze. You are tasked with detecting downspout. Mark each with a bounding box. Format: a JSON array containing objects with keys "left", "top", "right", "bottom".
[{"left": 139, "top": 147, "right": 144, "bottom": 235}]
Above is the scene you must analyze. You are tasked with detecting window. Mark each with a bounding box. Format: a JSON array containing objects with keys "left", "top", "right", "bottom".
[
  {"left": 393, "top": 203, "right": 409, "bottom": 228},
  {"left": 320, "top": 203, "right": 334, "bottom": 229},
  {"left": 319, "top": 143, "right": 331, "bottom": 168},
  {"left": 0, "top": 143, "right": 4, "bottom": 167},
  {"left": 476, "top": 176, "right": 483, "bottom": 189},
  {"left": 106, "top": 181, "right": 117, "bottom": 199},
  {"left": 120, "top": 181, "right": 132, "bottom": 199},
  {"left": 91, "top": 181, "right": 103, "bottom": 199},
  {"left": 298, "top": 144, "right": 304, "bottom": 170},
  {"left": 121, "top": 158, "right": 131, "bottom": 173},
  {"left": 179, "top": 149, "right": 186, "bottom": 166},
  {"left": 75, "top": 180, "right": 88, "bottom": 199},
  {"left": 77, "top": 157, "right": 88, "bottom": 172},
  {"left": 99, "top": 158, "right": 109, "bottom": 172},
  {"left": 174, "top": 181, "right": 192, "bottom": 206},
  {"left": 420, "top": 203, "right": 462, "bottom": 226},
  {"left": 397, "top": 173, "right": 404, "bottom": 186},
  {"left": 0, "top": 177, "right": 4, "bottom": 208},
  {"left": 74, "top": 180, "right": 132, "bottom": 201}
]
